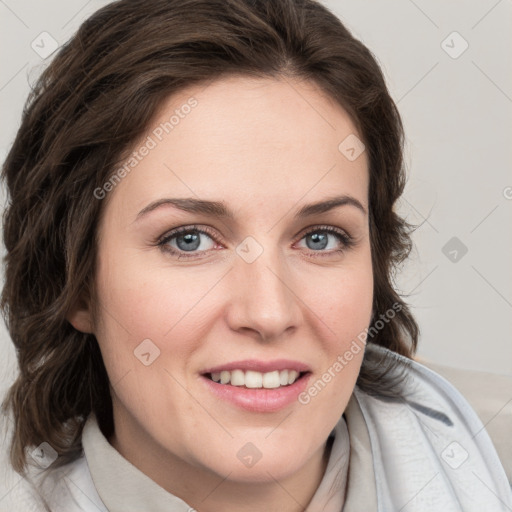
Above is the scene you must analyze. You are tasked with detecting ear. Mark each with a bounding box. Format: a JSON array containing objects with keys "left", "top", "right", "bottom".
[{"left": 66, "top": 293, "right": 94, "bottom": 334}]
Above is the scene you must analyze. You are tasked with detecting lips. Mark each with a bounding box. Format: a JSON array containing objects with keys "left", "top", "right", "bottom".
[
  {"left": 201, "top": 372, "right": 311, "bottom": 412},
  {"left": 200, "top": 359, "right": 312, "bottom": 412}
]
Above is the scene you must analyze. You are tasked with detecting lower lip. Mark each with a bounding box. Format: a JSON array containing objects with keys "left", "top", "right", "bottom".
[{"left": 201, "top": 373, "right": 311, "bottom": 413}]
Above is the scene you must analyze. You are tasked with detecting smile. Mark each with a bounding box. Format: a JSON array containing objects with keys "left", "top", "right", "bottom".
[{"left": 207, "top": 369, "right": 306, "bottom": 389}]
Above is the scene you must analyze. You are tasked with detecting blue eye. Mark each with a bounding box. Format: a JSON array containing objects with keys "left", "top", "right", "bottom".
[
  {"left": 158, "top": 225, "right": 217, "bottom": 258},
  {"left": 298, "top": 227, "right": 353, "bottom": 254},
  {"left": 157, "top": 224, "right": 354, "bottom": 259}
]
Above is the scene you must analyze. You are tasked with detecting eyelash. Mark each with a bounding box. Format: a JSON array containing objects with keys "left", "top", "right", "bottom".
[{"left": 156, "top": 224, "right": 355, "bottom": 260}]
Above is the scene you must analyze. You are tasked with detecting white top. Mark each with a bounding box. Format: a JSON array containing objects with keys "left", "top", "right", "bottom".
[{"left": 1, "top": 344, "right": 511, "bottom": 511}]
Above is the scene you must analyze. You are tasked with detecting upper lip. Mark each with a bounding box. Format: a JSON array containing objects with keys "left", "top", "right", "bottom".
[{"left": 202, "top": 359, "right": 311, "bottom": 374}]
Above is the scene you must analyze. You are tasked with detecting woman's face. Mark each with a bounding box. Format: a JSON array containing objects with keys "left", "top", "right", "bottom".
[{"left": 77, "top": 75, "right": 373, "bottom": 488}]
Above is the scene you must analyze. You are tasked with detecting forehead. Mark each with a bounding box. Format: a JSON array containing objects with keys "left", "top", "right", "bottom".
[{"left": 106, "top": 75, "right": 369, "bottom": 221}]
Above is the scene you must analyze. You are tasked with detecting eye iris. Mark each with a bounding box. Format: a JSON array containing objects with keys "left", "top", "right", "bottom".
[
  {"left": 307, "top": 232, "right": 328, "bottom": 250},
  {"left": 177, "top": 232, "right": 201, "bottom": 251},
  {"left": 168, "top": 229, "right": 340, "bottom": 254}
]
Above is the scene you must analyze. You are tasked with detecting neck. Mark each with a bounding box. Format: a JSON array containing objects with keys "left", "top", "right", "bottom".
[{"left": 110, "top": 425, "right": 334, "bottom": 512}]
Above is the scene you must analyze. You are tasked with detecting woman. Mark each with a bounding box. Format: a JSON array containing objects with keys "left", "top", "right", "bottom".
[{"left": 1, "top": 0, "right": 510, "bottom": 510}]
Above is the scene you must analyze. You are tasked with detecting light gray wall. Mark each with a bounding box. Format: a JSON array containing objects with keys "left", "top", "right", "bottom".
[
  {"left": 1, "top": 0, "right": 511, "bottom": 402},
  {"left": 323, "top": 0, "right": 512, "bottom": 377}
]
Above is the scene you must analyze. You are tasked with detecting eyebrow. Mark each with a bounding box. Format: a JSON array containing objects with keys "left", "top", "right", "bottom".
[{"left": 135, "top": 194, "right": 367, "bottom": 222}]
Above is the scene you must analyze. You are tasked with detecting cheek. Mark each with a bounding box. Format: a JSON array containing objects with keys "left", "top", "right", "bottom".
[
  {"left": 305, "top": 253, "right": 373, "bottom": 346},
  {"left": 91, "top": 268, "right": 200, "bottom": 424},
  {"left": 334, "top": 272, "right": 373, "bottom": 345},
  {"left": 290, "top": 262, "right": 372, "bottom": 457},
  {"left": 316, "top": 279, "right": 372, "bottom": 376},
  {"left": 92, "top": 250, "right": 219, "bottom": 380}
]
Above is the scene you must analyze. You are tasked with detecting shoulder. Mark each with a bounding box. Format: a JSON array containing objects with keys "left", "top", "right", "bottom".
[
  {"left": 14, "top": 455, "right": 107, "bottom": 512},
  {"left": 354, "top": 343, "right": 512, "bottom": 511}
]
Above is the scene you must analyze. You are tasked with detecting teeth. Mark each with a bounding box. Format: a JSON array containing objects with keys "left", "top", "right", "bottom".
[
  {"left": 209, "top": 369, "right": 302, "bottom": 388},
  {"left": 245, "top": 371, "right": 263, "bottom": 388},
  {"left": 263, "top": 370, "right": 280, "bottom": 388},
  {"left": 288, "top": 370, "right": 298, "bottom": 385},
  {"left": 231, "top": 370, "right": 245, "bottom": 386}
]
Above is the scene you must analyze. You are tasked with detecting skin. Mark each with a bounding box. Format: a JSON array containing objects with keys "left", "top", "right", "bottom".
[{"left": 68, "top": 75, "right": 373, "bottom": 512}]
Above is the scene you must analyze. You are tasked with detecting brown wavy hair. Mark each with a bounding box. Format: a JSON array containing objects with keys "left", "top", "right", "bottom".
[{"left": 1, "top": 0, "right": 418, "bottom": 474}]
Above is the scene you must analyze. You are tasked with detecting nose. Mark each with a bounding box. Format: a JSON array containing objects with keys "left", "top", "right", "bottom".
[{"left": 225, "top": 244, "right": 303, "bottom": 342}]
